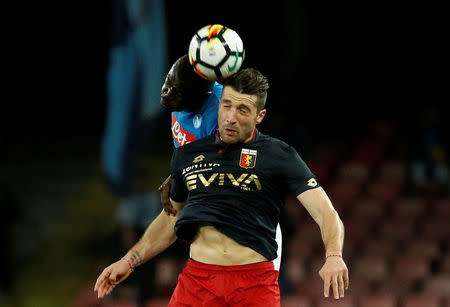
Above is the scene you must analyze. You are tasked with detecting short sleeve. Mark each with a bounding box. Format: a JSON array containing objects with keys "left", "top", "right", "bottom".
[
  {"left": 169, "top": 149, "right": 188, "bottom": 202},
  {"left": 279, "top": 145, "right": 320, "bottom": 196}
]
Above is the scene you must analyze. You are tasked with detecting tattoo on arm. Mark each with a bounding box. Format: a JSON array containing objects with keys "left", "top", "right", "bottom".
[{"left": 130, "top": 251, "right": 143, "bottom": 267}]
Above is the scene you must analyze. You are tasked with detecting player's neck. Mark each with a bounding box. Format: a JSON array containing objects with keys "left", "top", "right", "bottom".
[{"left": 216, "top": 128, "right": 258, "bottom": 145}]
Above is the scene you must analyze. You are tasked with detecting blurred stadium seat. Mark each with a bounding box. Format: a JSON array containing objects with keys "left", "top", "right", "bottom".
[
  {"left": 345, "top": 276, "right": 374, "bottom": 298},
  {"left": 286, "top": 236, "right": 316, "bottom": 261},
  {"left": 353, "top": 255, "right": 389, "bottom": 281},
  {"left": 367, "top": 179, "right": 402, "bottom": 203},
  {"left": 440, "top": 255, "right": 450, "bottom": 274},
  {"left": 284, "top": 257, "right": 308, "bottom": 289},
  {"left": 358, "top": 293, "right": 398, "bottom": 307},
  {"left": 361, "top": 238, "right": 399, "bottom": 258},
  {"left": 431, "top": 197, "right": 450, "bottom": 218},
  {"left": 336, "top": 160, "right": 371, "bottom": 184},
  {"left": 297, "top": 219, "right": 323, "bottom": 243},
  {"left": 401, "top": 293, "right": 442, "bottom": 307},
  {"left": 375, "top": 277, "right": 416, "bottom": 296},
  {"left": 102, "top": 299, "right": 137, "bottom": 307},
  {"left": 393, "top": 255, "right": 431, "bottom": 280},
  {"left": 144, "top": 298, "right": 170, "bottom": 307},
  {"left": 343, "top": 220, "right": 374, "bottom": 243},
  {"left": 342, "top": 239, "right": 357, "bottom": 261},
  {"left": 327, "top": 181, "right": 362, "bottom": 205},
  {"left": 422, "top": 273, "right": 450, "bottom": 297},
  {"left": 351, "top": 197, "right": 386, "bottom": 221},
  {"left": 315, "top": 296, "right": 355, "bottom": 307},
  {"left": 295, "top": 278, "right": 325, "bottom": 300},
  {"left": 72, "top": 284, "right": 103, "bottom": 307},
  {"left": 402, "top": 238, "right": 441, "bottom": 259},
  {"left": 352, "top": 140, "right": 386, "bottom": 167},
  {"left": 378, "top": 160, "right": 406, "bottom": 184},
  {"left": 378, "top": 218, "right": 416, "bottom": 242},
  {"left": 281, "top": 295, "right": 312, "bottom": 307},
  {"left": 391, "top": 197, "right": 427, "bottom": 220},
  {"left": 153, "top": 258, "right": 180, "bottom": 297},
  {"left": 420, "top": 217, "right": 450, "bottom": 241}
]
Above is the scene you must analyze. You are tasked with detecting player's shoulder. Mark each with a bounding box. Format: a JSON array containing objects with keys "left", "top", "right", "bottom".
[
  {"left": 257, "top": 132, "right": 293, "bottom": 150},
  {"left": 253, "top": 133, "right": 306, "bottom": 160},
  {"left": 176, "top": 133, "right": 216, "bottom": 153}
]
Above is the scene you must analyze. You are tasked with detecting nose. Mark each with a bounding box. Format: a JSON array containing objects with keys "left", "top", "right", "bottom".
[
  {"left": 161, "top": 85, "right": 169, "bottom": 96},
  {"left": 225, "top": 108, "right": 238, "bottom": 125}
]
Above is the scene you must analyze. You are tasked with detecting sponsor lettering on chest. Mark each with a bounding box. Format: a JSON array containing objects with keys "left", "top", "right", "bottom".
[
  {"left": 172, "top": 115, "right": 196, "bottom": 146},
  {"left": 182, "top": 157, "right": 262, "bottom": 192}
]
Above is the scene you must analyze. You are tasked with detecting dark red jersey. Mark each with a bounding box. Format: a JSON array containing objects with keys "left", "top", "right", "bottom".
[{"left": 170, "top": 131, "right": 319, "bottom": 260}]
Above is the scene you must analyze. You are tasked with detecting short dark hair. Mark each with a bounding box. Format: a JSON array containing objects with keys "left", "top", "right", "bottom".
[{"left": 221, "top": 68, "right": 269, "bottom": 110}]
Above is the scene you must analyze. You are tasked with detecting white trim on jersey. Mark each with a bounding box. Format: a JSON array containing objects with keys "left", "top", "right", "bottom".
[{"left": 273, "top": 223, "right": 282, "bottom": 271}]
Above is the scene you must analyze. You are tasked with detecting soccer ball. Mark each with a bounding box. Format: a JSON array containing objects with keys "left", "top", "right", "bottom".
[{"left": 188, "top": 24, "right": 245, "bottom": 81}]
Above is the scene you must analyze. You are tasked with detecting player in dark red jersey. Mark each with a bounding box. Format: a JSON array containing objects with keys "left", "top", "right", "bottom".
[
  {"left": 95, "top": 68, "right": 349, "bottom": 306},
  {"left": 159, "top": 54, "right": 284, "bottom": 271}
]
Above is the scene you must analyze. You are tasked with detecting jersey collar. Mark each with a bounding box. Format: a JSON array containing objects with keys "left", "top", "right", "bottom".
[{"left": 216, "top": 128, "right": 258, "bottom": 144}]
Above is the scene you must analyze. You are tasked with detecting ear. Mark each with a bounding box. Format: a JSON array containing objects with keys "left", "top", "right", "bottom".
[{"left": 256, "top": 109, "right": 266, "bottom": 125}]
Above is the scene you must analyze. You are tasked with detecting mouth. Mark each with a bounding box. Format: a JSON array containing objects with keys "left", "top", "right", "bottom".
[
  {"left": 160, "top": 97, "right": 182, "bottom": 111},
  {"left": 224, "top": 128, "right": 237, "bottom": 136},
  {"left": 160, "top": 98, "right": 170, "bottom": 110}
]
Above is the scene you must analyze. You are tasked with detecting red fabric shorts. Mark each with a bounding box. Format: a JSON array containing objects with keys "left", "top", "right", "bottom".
[{"left": 168, "top": 258, "right": 280, "bottom": 307}]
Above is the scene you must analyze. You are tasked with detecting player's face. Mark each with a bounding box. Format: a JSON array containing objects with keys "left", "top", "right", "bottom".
[{"left": 218, "top": 86, "right": 266, "bottom": 144}]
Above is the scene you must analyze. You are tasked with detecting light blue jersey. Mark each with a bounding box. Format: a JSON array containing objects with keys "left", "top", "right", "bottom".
[{"left": 171, "top": 82, "right": 222, "bottom": 148}]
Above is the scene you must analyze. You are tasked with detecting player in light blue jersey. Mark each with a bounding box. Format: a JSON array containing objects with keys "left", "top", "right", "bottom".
[{"left": 160, "top": 55, "right": 222, "bottom": 148}]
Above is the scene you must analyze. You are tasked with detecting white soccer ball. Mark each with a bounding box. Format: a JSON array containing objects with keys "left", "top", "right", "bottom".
[{"left": 188, "top": 24, "right": 245, "bottom": 81}]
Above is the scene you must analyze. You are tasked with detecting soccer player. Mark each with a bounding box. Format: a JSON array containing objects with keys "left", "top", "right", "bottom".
[
  {"left": 159, "top": 54, "right": 283, "bottom": 271},
  {"left": 94, "top": 68, "right": 349, "bottom": 306}
]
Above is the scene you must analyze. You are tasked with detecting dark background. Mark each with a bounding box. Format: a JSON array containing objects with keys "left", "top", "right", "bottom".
[{"left": 4, "top": 1, "right": 446, "bottom": 150}]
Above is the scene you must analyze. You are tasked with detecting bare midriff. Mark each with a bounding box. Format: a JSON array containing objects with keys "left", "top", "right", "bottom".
[{"left": 190, "top": 223, "right": 268, "bottom": 265}]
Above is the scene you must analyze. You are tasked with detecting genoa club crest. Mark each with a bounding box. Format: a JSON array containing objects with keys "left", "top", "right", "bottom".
[{"left": 240, "top": 148, "right": 257, "bottom": 169}]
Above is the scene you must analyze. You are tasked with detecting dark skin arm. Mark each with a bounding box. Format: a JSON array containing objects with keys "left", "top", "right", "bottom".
[{"left": 158, "top": 175, "right": 176, "bottom": 216}]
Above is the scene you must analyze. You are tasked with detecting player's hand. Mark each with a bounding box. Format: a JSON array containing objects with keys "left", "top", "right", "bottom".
[
  {"left": 318, "top": 256, "right": 349, "bottom": 299},
  {"left": 94, "top": 259, "right": 132, "bottom": 299},
  {"left": 159, "top": 175, "right": 176, "bottom": 216}
]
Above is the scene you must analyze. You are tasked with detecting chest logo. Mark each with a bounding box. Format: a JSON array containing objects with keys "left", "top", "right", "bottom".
[
  {"left": 240, "top": 148, "right": 257, "bottom": 169},
  {"left": 193, "top": 155, "right": 205, "bottom": 163},
  {"left": 193, "top": 114, "right": 202, "bottom": 128}
]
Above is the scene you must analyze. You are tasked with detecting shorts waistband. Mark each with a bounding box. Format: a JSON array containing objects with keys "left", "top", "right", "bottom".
[{"left": 187, "top": 258, "right": 274, "bottom": 272}]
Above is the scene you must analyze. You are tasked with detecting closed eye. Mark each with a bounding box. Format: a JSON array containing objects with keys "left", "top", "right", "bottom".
[{"left": 238, "top": 106, "right": 250, "bottom": 114}]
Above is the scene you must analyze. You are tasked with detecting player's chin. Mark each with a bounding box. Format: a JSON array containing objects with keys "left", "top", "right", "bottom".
[
  {"left": 221, "top": 134, "right": 241, "bottom": 144},
  {"left": 160, "top": 99, "right": 178, "bottom": 112}
]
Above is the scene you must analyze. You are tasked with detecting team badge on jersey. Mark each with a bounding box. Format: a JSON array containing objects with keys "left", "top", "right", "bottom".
[
  {"left": 240, "top": 148, "right": 257, "bottom": 169},
  {"left": 193, "top": 114, "right": 202, "bottom": 128}
]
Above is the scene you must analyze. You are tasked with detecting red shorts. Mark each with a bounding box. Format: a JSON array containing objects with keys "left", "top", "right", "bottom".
[{"left": 169, "top": 258, "right": 280, "bottom": 307}]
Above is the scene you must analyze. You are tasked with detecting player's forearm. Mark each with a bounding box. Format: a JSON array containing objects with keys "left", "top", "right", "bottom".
[
  {"left": 320, "top": 209, "right": 345, "bottom": 256},
  {"left": 124, "top": 210, "right": 178, "bottom": 267}
]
